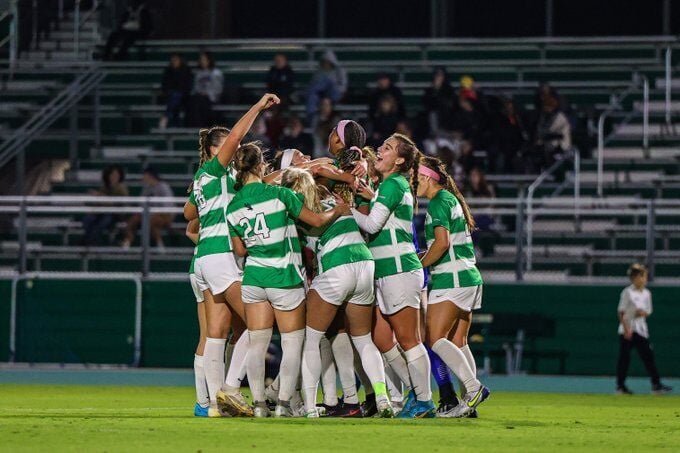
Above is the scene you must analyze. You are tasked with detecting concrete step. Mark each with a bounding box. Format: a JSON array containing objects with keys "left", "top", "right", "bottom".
[
  {"left": 613, "top": 123, "right": 680, "bottom": 137},
  {"left": 101, "top": 146, "right": 153, "bottom": 159},
  {"left": 574, "top": 170, "right": 663, "bottom": 184},
  {"left": 1, "top": 80, "right": 60, "bottom": 91},
  {"left": 593, "top": 146, "right": 680, "bottom": 160},
  {"left": 532, "top": 219, "right": 616, "bottom": 234},
  {"left": 633, "top": 100, "right": 680, "bottom": 113},
  {"left": 496, "top": 244, "right": 593, "bottom": 257},
  {"left": 38, "top": 39, "right": 103, "bottom": 51},
  {"left": 655, "top": 77, "right": 680, "bottom": 90}
]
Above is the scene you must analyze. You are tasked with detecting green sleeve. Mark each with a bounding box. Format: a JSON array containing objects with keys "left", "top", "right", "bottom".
[
  {"left": 188, "top": 191, "right": 196, "bottom": 206},
  {"left": 203, "top": 157, "right": 227, "bottom": 177},
  {"left": 278, "top": 187, "right": 304, "bottom": 219},
  {"left": 375, "top": 178, "right": 403, "bottom": 212}
]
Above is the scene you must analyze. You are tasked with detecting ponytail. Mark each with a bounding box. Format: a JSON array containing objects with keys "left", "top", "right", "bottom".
[
  {"left": 233, "top": 141, "right": 264, "bottom": 190},
  {"left": 390, "top": 133, "right": 421, "bottom": 211},
  {"left": 420, "top": 156, "right": 475, "bottom": 231}
]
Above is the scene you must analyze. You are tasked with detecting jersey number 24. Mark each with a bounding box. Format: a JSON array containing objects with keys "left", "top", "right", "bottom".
[{"left": 239, "top": 212, "right": 271, "bottom": 243}]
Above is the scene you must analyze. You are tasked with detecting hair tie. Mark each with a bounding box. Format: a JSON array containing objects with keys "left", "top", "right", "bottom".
[
  {"left": 418, "top": 165, "right": 441, "bottom": 182},
  {"left": 348, "top": 146, "right": 362, "bottom": 154},
  {"left": 336, "top": 119, "right": 351, "bottom": 146},
  {"left": 280, "top": 148, "right": 296, "bottom": 170}
]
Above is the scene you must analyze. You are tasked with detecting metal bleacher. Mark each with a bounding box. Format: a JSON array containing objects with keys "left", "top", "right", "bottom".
[{"left": 2, "top": 7, "right": 680, "bottom": 281}]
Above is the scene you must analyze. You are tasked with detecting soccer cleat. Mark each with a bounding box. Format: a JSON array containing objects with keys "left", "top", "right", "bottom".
[
  {"left": 361, "top": 394, "right": 378, "bottom": 417},
  {"left": 194, "top": 403, "right": 209, "bottom": 417},
  {"left": 376, "top": 398, "right": 394, "bottom": 418},
  {"left": 318, "top": 403, "right": 343, "bottom": 417},
  {"left": 253, "top": 401, "right": 271, "bottom": 418},
  {"left": 652, "top": 384, "right": 672, "bottom": 395},
  {"left": 274, "top": 401, "right": 295, "bottom": 418},
  {"left": 207, "top": 403, "right": 224, "bottom": 418},
  {"left": 400, "top": 390, "right": 416, "bottom": 415},
  {"left": 337, "top": 402, "right": 363, "bottom": 418},
  {"left": 396, "top": 399, "right": 436, "bottom": 419},
  {"left": 468, "top": 409, "right": 478, "bottom": 418},
  {"left": 616, "top": 386, "right": 634, "bottom": 395},
  {"left": 305, "top": 408, "right": 321, "bottom": 418},
  {"left": 290, "top": 391, "right": 306, "bottom": 417},
  {"left": 265, "top": 385, "right": 278, "bottom": 409},
  {"left": 216, "top": 389, "right": 254, "bottom": 417},
  {"left": 447, "top": 386, "right": 491, "bottom": 418},
  {"left": 435, "top": 400, "right": 458, "bottom": 417},
  {"left": 391, "top": 400, "right": 404, "bottom": 416}
]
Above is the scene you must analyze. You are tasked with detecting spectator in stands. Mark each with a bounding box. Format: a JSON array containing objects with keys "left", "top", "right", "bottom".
[
  {"left": 369, "top": 94, "right": 401, "bottom": 146},
  {"left": 186, "top": 51, "right": 223, "bottom": 127},
  {"left": 81, "top": 165, "right": 129, "bottom": 246},
  {"left": 534, "top": 94, "right": 571, "bottom": 169},
  {"left": 368, "top": 72, "right": 405, "bottom": 122},
  {"left": 312, "top": 97, "right": 340, "bottom": 157},
  {"left": 305, "top": 50, "right": 347, "bottom": 120},
  {"left": 464, "top": 166, "right": 496, "bottom": 200},
  {"left": 159, "top": 53, "right": 192, "bottom": 129},
  {"left": 422, "top": 66, "right": 455, "bottom": 135},
  {"left": 122, "top": 166, "right": 174, "bottom": 250},
  {"left": 102, "top": 0, "right": 152, "bottom": 61},
  {"left": 395, "top": 118, "right": 414, "bottom": 140},
  {"left": 279, "top": 116, "right": 314, "bottom": 156},
  {"left": 488, "top": 97, "right": 528, "bottom": 173},
  {"left": 266, "top": 52, "right": 295, "bottom": 107}
]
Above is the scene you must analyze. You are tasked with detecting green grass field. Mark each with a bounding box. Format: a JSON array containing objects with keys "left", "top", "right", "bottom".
[{"left": 0, "top": 385, "right": 678, "bottom": 452}]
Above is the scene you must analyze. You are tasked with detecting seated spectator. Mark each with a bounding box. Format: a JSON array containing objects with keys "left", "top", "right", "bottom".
[
  {"left": 488, "top": 97, "right": 528, "bottom": 173},
  {"left": 186, "top": 51, "right": 223, "bottom": 128},
  {"left": 264, "top": 104, "right": 286, "bottom": 148},
  {"left": 279, "top": 116, "right": 314, "bottom": 156},
  {"left": 534, "top": 94, "right": 571, "bottom": 170},
  {"left": 369, "top": 94, "right": 400, "bottom": 146},
  {"left": 81, "top": 166, "right": 129, "bottom": 246},
  {"left": 465, "top": 166, "right": 496, "bottom": 199},
  {"left": 395, "top": 118, "right": 414, "bottom": 139},
  {"left": 159, "top": 53, "right": 192, "bottom": 129},
  {"left": 422, "top": 66, "right": 455, "bottom": 135},
  {"left": 305, "top": 50, "right": 347, "bottom": 120},
  {"left": 312, "top": 97, "right": 340, "bottom": 157},
  {"left": 122, "top": 166, "right": 174, "bottom": 250},
  {"left": 102, "top": 0, "right": 152, "bottom": 61},
  {"left": 266, "top": 52, "right": 295, "bottom": 106},
  {"left": 451, "top": 75, "right": 487, "bottom": 146},
  {"left": 464, "top": 167, "right": 497, "bottom": 256},
  {"left": 368, "top": 73, "right": 405, "bottom": 122}
]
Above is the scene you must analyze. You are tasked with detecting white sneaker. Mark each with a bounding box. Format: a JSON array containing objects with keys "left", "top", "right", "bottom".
[
  {"left": 290, "top": 392, "right": 305, "bottom": 417},
  {"left": 274, "top": 402, "right": 294, "bottom": 417},
  {"left": 253, "top": 401, "right": 271, "bottom": 418},
  {"left": 377, "top": 398, "right": 395, "bottom": 418},
  {"left": 305, "top": 408, "right": 320, "bottom": 418}
]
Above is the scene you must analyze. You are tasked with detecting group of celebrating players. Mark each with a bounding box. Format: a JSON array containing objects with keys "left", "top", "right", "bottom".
[{"left": 183, "top": 94, "right": 490, "bottom": 419}]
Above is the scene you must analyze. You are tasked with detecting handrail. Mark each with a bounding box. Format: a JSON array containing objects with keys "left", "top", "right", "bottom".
[
  {"left": 0, "top": 66, "right": 105, "bottom": 172},
  {"left": 665, "top": 46, "right": 672, "bottom": 125},
  {"left": 0, "top": 0, "right": 18, "bottom": 74},
  {"left": 73, "top": 0, "right": 99, "bottom": 59}
]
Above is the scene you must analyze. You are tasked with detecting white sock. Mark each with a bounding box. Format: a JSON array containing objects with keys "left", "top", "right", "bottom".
[
  {"left": 404, "top": 343, "right": 432, "bottom": 402},
  {"left": 246, "top": 328, "right": 273, "bottom": 403},
  {"left": 331, "top": 333, "right": 359, "bottom": 405},
  {"left": 384, "top": 364, "right": 403, "bottom": 403},
  {"left": 204, "top": 338, "right": 226, "bottom": 404},
  {"left": 225, "top": 341, "right": 235, "bottom": 372},
  {"left": 382, "top": 344, "right": 412, "bottom": 391},
  {"left": 320, "top": 335, "right": 338, "bottom": 406},
  {"left": 224, "top": 332, "right": 249, "bottom": 391},
  {"left": 301, "top": 326, "right": 324, "bottom": 412},
  {"left": 194, "top": 354, "right": 209, "bottom": 407},
  {"left": 353, "top": 347, "right": 374, "bottom": 398},
  {"left": 432, "top": 338, "right": 480, "bottom": 395},
  {"left": 459, "top": 344, "right": 478, "bottom": 397},
  {"left": 279, "top": 329, "right": 305, "bottom": 403},
  {"left": 351, "top": 333, "right": 388, "bottom": 402}
]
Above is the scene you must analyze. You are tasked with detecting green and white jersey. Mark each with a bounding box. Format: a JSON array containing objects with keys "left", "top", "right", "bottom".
[
  {"left": 425, "top": 189, "right": 483, "bottom": 289},
  {"left": 189, "top": 247, "right": 197, "bottom": 274},
  {"left": 305, "top": 198, "right": 373, "bottom": 274},
  {"left": 189, "top": 157, "right": 236, "bottom": 258},
  {"left": 226, "top": 182, "right": 305, "bottom": 288},
  {"left": 368, "top": 173, "right": 422, "bottom": 279}
]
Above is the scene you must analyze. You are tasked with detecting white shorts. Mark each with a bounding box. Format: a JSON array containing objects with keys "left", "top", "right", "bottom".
[
  {"left": 310, "top": 261, "right": 375, "bottom": 306},
  {"left": 189, "top": 273, "right": 205, "bottom": 303},
  {"left": 375, "top": 269, "right": 424, "bottom": 315},
  {"left": 241, "top": 285, "right": 306, "bottom": 311},
  {"left": 193, "top": 253, "right": 243, "bottom": 296},
  {"left": 428, "top": 285, "right": 483, "bottom": 312}
]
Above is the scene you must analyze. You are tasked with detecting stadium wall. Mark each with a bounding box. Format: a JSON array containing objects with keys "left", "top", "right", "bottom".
[{"left": 0, "top": 279, "right": 677, "bottom": 377}]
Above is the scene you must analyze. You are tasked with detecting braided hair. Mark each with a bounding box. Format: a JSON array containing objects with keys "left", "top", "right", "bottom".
[
  {"left": 187, "top": 126, "right": 231, "bottom": 194},
  {"left": 419, "top": 155, "right": 476, "bottom": 231},
  {"left": 389, "top": 133, "right": 421, "bottom": 211}
]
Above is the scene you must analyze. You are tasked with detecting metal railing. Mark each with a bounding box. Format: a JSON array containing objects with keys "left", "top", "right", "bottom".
[
  {"left": 0, "top": 0, "right": 18, "bottom": 73},
  {"left": 73, "top": 0, "right": 100, "bottom": 60},
  {"left": 0, "top": 66, "right": 104, "bottom": 192}
]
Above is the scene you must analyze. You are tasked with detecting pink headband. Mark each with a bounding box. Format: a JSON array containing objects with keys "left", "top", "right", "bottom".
[
  {"left": 418, "top": 165, "right": 441, "bottom": 182},
  {"left": 336, "top": 119, "right": 351, "bottom": 146}
]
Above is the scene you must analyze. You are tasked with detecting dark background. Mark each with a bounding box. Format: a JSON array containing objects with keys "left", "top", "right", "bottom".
[{"left": 145, "top": 0, "right": 677, "bottom": 39}]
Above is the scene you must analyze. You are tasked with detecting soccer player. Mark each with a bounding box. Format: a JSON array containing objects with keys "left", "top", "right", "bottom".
[
  {"left": 416, "top": 156, "right": 490, "bottom": 418},
  {"left": 280, "top": 167, "right": 393, "bottom": 418},
  {"left": 184, "top": 94, "right": 279, "bottom": 417},
  {"left": 351, "top": 134, "right": 436, "bottom": 418},
  {"left": 616, "top": 263, "right": 672, "bottom": 395},
  {"left": 186, "top": 219, "right": 209, "bottom": 417},
  {"left": 226, "top": 143, "right": 346, "bottom": 418}
]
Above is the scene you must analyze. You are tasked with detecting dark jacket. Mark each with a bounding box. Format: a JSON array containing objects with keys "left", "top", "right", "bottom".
[
  {"left": 266, "top": 65, "right": 295, "bottom": 97},
  {"left": 368, "top": 85, "right": 405, "bottom": 121},
  {"left": 162, "top": 65, "right": 192, "bottom": 96}
]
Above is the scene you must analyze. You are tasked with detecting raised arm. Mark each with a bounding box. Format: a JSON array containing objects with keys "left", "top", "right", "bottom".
[{"left": 216, "top": 93, "right": 281, "bottom": 167}]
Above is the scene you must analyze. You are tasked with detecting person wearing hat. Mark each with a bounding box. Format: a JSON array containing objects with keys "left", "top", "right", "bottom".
[
  {"left": 368, "top": 73, "right": 405, "bottom": 123},
  {"left": 121, "top": 165, "right": 175, "bottom": 250}
]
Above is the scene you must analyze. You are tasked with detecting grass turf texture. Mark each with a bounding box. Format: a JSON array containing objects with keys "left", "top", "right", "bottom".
[{"left": 0, "top": 385, "right": 678, "bottom": 452}]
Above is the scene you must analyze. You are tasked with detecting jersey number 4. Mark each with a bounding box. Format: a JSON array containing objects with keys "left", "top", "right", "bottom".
[{"left": 239, "top": 212, "right": 271, "bottom": 242}]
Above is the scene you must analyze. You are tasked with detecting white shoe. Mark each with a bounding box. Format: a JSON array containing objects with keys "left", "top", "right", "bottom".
[
  {"left": 391, "top": 399, "right": 404, "bottom": 415},
  {"left": 305, "top": 408, "right": 320, "bottom": 418},
  {"left": 274, "top": 402, "right": 294, "bottom": 417},
  {"left": 253, "top": 401, "right": 271, "bottom": 418},
  {"left": 290, "top": 392, "right": 305, "bottom": 417},
  {"left": 377, "top": 398, "right": 395, "bottom": 418},
  {"left": 207, "top": 403, "right": 223, "bottom": 418}
]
